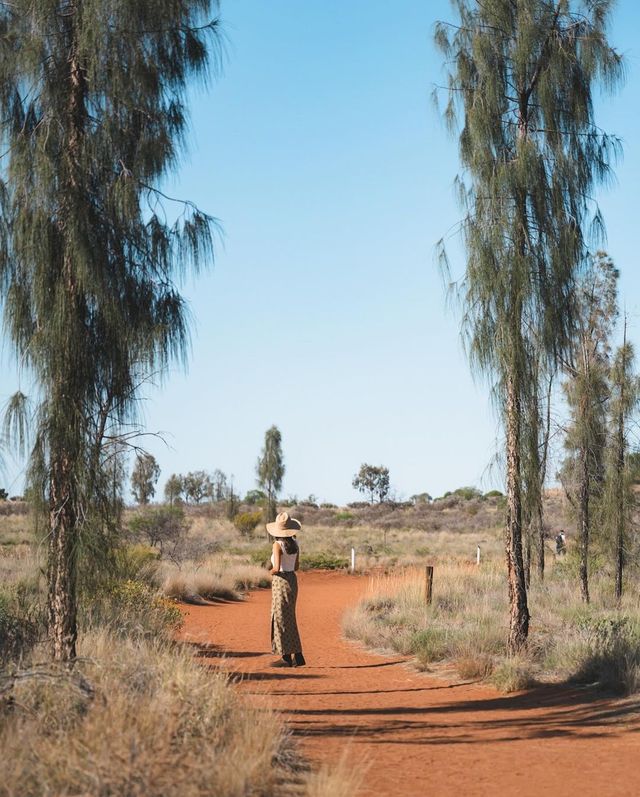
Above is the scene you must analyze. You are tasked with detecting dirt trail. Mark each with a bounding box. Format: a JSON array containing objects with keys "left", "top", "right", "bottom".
[{"left": 180, "top": 571, "right": 640, "bottom": 796}]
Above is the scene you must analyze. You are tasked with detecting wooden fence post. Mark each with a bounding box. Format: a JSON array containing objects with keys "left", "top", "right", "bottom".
[
  {"left": 351, "top": 547, "right": 356, "bottom": 573},
  {"left": 476, "top": 544, "right": 481, "bottom": 566},
  {"left": 425, "top": 565, "right": 434, "bottom": 605}
]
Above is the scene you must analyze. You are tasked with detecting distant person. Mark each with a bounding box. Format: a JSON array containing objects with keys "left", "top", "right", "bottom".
[
  {"left": 555, "top": 530, "right": 566, "bottom": 556},
  {"left": 267, "top": 512, "right": 306, "bottom": 667}
]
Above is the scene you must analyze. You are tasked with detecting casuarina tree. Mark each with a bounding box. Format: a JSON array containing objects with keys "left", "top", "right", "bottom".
[
  {"left": 0, "top": 1, "right": 221, "bottom": 661},
  {"left": 560, "top": 253, "right": 618, "bottom": 603},
  {"left": 256, "top": 426, "right": 285, "bottom": 522},
  {"left": 436, "top": 0, "right": 623, "bottom": 651}
]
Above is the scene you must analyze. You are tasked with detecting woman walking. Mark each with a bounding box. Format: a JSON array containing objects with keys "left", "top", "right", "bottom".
[{"left": 267, "top": 512, "right": 306, "bottom": 667}]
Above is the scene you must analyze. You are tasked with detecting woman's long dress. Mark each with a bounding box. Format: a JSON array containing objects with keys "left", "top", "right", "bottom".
[{"left": 271, "top": 542, "right": 302, "bottom": 655}]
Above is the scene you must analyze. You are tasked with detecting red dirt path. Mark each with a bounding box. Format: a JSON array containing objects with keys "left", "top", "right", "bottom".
[{"left": 180, "top": 571, "right": 640, "bottom": 796}]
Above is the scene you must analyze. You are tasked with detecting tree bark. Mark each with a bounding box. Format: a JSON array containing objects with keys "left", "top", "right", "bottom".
[
  {"left": 614, "top": 325, "right": 626, "bottom": 601},
  {"left": 578, "top": 444, "right": 590, "bottom": 603},
  {"left": 48, "top": 453, "right": 78, "bottom": 662},
  {"left": 505, "top": 372, "right": 530, "bottom": 653},
  {"left": 47, "top": 0, "right": 86, "bottom": 662}
]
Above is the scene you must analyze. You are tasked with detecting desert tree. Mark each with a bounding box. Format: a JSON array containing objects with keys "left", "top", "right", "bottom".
[
  {"left": 131, "top": 453, "right": 160, "bottom": 505},
  {"left": 602, "top": 319, "right": 638, "bottom": 600},
  {"left": 560, "top": 253, "right": 618, "bottom": 603},
  {"left": 352, "top": 464, "right": 390, "bottom": 504},
  {"left": 183, "top": 470, "right": 213, "bottom": 504},
  {"left": 0, "top": 1, "right": 221, "bottom": 660},
  {"left": 256, "top": 425, "right": 285, "bottom": 522},
  {"left": 435, "top": 1, "right": 623, "bottom": 650},
  {"left": 164, "top": 473, "right": 184, "bottom": 505}
]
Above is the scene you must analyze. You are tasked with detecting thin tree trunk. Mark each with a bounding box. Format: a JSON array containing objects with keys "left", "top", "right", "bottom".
[
  {"left": 614, "top": 322, "right": 627, "bottom": 601},
  {"left": 48, "top": 452, "right": 78, "bottom": 662},
  {"left": 537, "top": 373, "right": 553, "bottom": 580},
  {"left": 578, "top": 445, "right": 590, "bottom": 603},
  {"left": 48, "top": 1, "right": 86, "bottom": 662},
  {"left": 505, "top": 372, "right": 530, "bottom": 653}
]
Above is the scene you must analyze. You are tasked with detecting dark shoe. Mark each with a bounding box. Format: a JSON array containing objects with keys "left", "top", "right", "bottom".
[
  {"left": 270, "top": 655, "right": 293, "bottom": 668},
  {"left": 294, "top": 652, "right": 306, "bottom": 667},
  {"left": 282, "top": 654, "right": 293, "bottom": 666}
]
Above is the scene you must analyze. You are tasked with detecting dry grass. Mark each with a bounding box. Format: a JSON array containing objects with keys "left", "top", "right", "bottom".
[
  {"left": 161, "top": 555, "right": 271, "bottom": 602},
  {"left": 0, "top": 629, "right": 306, "bottom": 796},
  {"left": 343, "top": 561, "right": 640, "bottom": 695}
]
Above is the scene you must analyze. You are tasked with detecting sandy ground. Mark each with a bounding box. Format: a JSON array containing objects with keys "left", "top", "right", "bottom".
[{"left": 180, "top": 570, "right": 640, "bottom": 797}]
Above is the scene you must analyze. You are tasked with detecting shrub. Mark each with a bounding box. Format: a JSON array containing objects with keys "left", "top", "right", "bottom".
[
  {"left": 233, "top": 511, "right": 263, "bottom": 537},
  {"left": 114, "top": 544, "right": 161, "bottom": 584},
  {"left": 0, "top": 589, "right": 43, "bottom": 663},
  {"left": 301, "top": 552, "right": 349, "bottom": 571},
  {"left": 410, "top": 628, "right": 450, "bottom": 666},
  {"left": 128, "top": 506, "right": 190, "bottom": 562},
  {"left": 490, "top": 657, "right": 536, "bottom": 693},
  {"left": 569, "top": 616, "right": 640, "bottom": 695},
  {"left": 87, "top": 579, "right": 182, "bottom": 637}
]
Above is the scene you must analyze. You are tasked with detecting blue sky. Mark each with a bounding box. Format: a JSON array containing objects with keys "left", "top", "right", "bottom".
[{"left": 3, "top": 1, "right": 640, "bottom": 504}]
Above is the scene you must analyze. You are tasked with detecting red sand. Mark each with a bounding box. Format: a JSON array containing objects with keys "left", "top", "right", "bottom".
[{"left": 180, "top": 571, "right": 640, "bottom": 796}]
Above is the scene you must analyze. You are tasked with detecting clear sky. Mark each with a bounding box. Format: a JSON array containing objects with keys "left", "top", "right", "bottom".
[{"left": 3, "top": 1, "right": 640, "bottom": 505}]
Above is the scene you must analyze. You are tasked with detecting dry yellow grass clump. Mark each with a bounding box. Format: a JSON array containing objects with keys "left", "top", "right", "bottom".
[
  {"left": 161, "top": 555, "right": 271, "bottom": 602},
  {"left": 0, "top": 630, "right": 304, "bottom": 797},
  {"left": 343, "top": 560, "right": 640, "bottom": 694}
]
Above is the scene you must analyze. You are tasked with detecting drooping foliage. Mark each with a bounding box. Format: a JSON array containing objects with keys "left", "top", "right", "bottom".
[
  {"left": 435, "top": 0, "right": 623, "bottom": 651},
  {"left": 0, "top": 0, "right": 221, "bottom": 659},
  {"left": 560, "top": 253, "right": 618, "bottom": 602}
]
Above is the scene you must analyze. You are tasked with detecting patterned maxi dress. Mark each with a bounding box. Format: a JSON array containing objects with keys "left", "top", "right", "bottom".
[{"left": 271, "top": 542, "right": 302, "bottom": 655}]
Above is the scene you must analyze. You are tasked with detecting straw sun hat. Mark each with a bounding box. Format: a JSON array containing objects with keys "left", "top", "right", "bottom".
[{"left": 266, "top": 511, "right": 302, "bottom": 538}]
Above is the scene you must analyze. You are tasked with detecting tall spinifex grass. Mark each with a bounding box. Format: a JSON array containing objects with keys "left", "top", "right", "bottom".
[{"left": 344, "top": 563, "right": 640, "bottom": 695}]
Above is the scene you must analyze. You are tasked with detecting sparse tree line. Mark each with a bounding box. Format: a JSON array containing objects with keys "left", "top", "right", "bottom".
[{"left": 0, "top": 0, "right": 635, "bottom": 673}]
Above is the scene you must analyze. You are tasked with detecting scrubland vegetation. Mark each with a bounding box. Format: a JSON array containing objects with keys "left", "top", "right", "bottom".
[{"left": 0, "top": 502, "right": 348, "bottom": 795}]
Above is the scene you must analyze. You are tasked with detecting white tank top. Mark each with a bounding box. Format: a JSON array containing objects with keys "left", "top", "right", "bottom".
[{"left": 271, "top": 540, "right": 298, "bottom": 572}]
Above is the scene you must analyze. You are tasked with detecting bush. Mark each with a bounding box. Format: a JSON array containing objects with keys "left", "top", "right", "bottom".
[
  {"left": 301, "top": 552, "right": 349, "bottom": 571},
  {"left": 233, "top": 511, "right": 263, "bottom": 537},
  {"left": 128, "top": 506, "right": 190, "bottom": 562},
  {"left": 490, "top": 657, "right": 536, "bottom": 693},
  {"left": 410, "top": 628, "right": 450, "bottom": 666},
  {"left": 87, "top": 579, "right": 182, "bottom": 637},
  {"left": 569, "top": 616, "right": 640, "bottom": 695},
  {"left": 0, "top": 589, "right": 43, "bottom": 663}
]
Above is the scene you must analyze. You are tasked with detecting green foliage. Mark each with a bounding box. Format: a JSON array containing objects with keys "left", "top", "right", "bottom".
[
  {"left": 131, "top": 453, "right": 161, "bottom": 505},
  {"left": 182, "top": 471, "right": 213, "bottom": 504},
  {"left": 352, "top": 463, "right": 390, "bottom": 504},
  {"left": 0, "top": 488, "right": 7, "bottom": 501},
  {"left": 334, "top": 511, "right": 355, "bottom": 525},
  {"left": 233, "top": 511, "right": 263, "bottom": 538},
  {"left": 0, "top": 0, "right": 221, "bottom": 659},
  {"left": 164, "top": 474, "right": 184, "bottom": 505},
  {"left": 128, "top": 506, "right": 190, "bottom": 561},
  {"left": 244, "top": 489, "right": 267, "bottom": 505},
  {"left": 484, "top": 490, "right": 503, "bottom": 499},
  {"left": 114, "top": 544, "right": 161, "bottom": 584},
  {"left": 300, "top": 552, "right": 349, "bottom": 571},
  {"left": 410, "top": 628, "right": 450, "bottom": 666},
  {"left": 435, "top": 0, "right": 623, "bottom": 650},
  {"left": 570, "top": 616, "right": 640, "bottom": 694},
  {"left": 102, "top": 580, "right": 183, "bottom": 636},
  {"left": 256, "top": 426, "right": 285, "bottom": 522},
  {"left": 452, "top": 487, "right": 483, "bottom": 501}
]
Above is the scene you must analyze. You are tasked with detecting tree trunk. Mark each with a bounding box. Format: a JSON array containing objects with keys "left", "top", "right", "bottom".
[
  {"left": 48, "top": 453, "right": 78, "bottom": 662},
  {"left": 47, "top": 1, "right": 86, "bottom": 663},
  {"left": 578, "top": 445, "right": 590, "bottom": 603},
  {"left": 505, "top": 372, "right": 530, "bottom": 653},
  {"left": 614, "top": 328, "right": 626, "bottom": 601}
]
